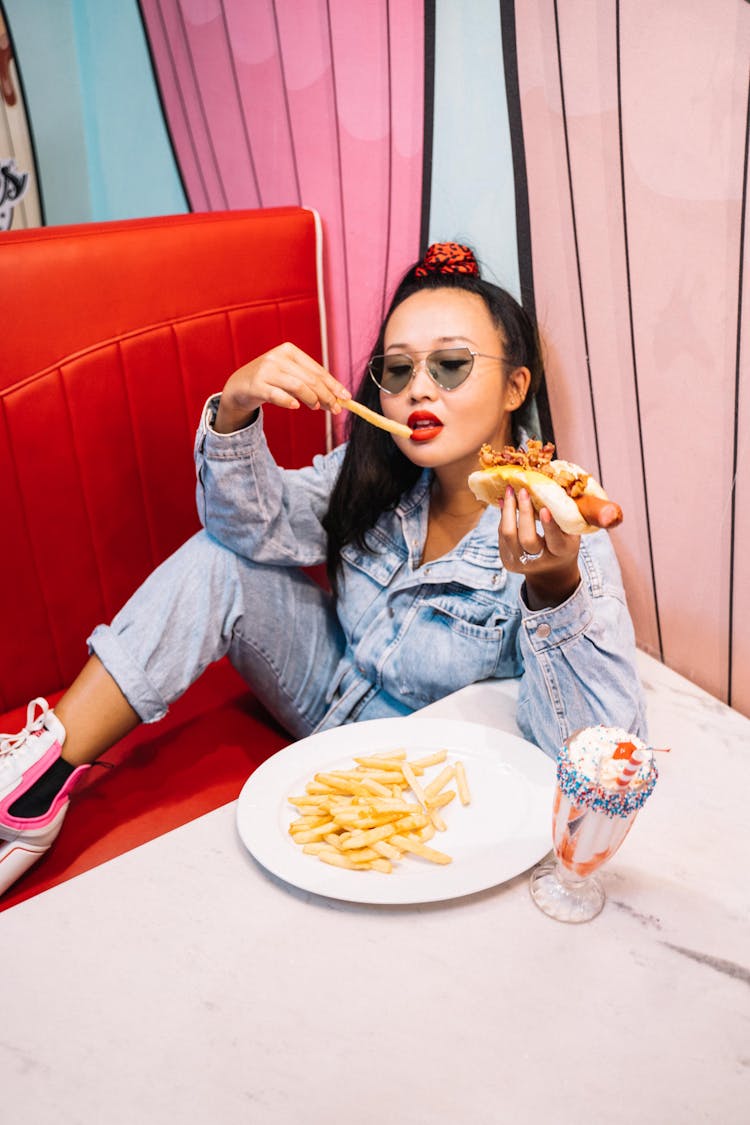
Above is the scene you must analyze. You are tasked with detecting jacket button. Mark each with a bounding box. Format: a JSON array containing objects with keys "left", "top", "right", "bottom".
[{"left": 535, "top": 623, "right": 551, "bottom": 639}]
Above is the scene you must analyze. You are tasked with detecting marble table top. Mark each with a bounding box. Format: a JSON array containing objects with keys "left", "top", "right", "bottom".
[{"left": 1, "top": 650, "right": 748, "bottom": 1124}]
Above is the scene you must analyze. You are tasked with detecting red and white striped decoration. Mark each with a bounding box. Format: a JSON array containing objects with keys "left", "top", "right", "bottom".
[{"left": 615, "top": 746, "right": 647, "bottom": 789}]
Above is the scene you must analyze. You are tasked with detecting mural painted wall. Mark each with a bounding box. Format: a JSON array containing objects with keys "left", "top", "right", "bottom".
[
  {"left": 138, "top": 0, "right": 425, "bottom": 446},
  {"left": 1, "top": 0, "right": 186, "bottom": 224},
  {"left": 0, "top": 6, "right": 41, "bottom": 228},
  {"left": 514, "top": 0, "right": 749, "bottom": 718},
  {"left": 1, "top": 0, "right": 748, "bottom": 719}
]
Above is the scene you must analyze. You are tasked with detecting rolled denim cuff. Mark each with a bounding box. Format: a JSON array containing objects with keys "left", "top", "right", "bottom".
[
  {"left": 87, "top": 624, "right": 169, "bottom": 724},
  {"left": 196, "top": 394, "right": 264, "bottom": 459},
  {"left": 519, "top": 578, "right": 594, "bottom": 654}
]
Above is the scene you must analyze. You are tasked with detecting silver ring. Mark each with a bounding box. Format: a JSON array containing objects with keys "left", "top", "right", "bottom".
[{"left": 518, "top": 548, "right": 544, "bottom": 565}]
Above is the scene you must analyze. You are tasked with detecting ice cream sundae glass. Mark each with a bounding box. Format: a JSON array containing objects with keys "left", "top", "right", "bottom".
[{"left": 530, "top": 725, "right": 659, "bottom": 923}]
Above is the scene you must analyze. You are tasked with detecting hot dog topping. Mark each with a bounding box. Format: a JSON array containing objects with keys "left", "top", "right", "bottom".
[{"left": 477, "top": 440, "right": 589, "bottom": 498}]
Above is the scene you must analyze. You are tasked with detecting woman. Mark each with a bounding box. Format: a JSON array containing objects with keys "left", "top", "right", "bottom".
[{"left": 0, "top": 243, "right": 646, "bottom": 894}]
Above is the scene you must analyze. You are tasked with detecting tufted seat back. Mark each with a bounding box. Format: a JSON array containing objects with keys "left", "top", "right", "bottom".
[{"left": 0, "top": 207, "right": 328, "bottom": 712}]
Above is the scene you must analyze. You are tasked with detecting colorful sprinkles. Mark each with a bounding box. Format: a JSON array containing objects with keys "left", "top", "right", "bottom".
[{"left": 557, "top": 728, "right": 659, "bottom": 817}]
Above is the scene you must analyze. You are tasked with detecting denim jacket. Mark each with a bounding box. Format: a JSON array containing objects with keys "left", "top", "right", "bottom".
[{"left": 195, "top": 398, "right": 647, "bottom": 757}]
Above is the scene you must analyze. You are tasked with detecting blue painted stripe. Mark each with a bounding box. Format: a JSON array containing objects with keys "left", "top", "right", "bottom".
[
  {"left": 71, "top": 0, "right": 187, "bottom": 221},
  {"left": 428, "top": 0, "right": 521, "bottom": 299},
  {"left": 4, "top": 0, "right": 186, "bottom": 224},
  {"left": 4, "top": 0, "right": 91, "bottom": 223}
]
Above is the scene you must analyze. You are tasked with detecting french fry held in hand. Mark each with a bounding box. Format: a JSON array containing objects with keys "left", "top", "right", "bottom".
[
  {"left": 287, "top": 749, "right": 471, "bottom": 873},
  {"left": 337, "top": 398, "right": 412, "bottom": 440}
]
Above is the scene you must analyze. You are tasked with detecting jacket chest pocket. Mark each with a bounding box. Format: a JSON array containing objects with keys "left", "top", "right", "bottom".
[{"left": 398, "top": 589, "right": 511, "bottom": 704}]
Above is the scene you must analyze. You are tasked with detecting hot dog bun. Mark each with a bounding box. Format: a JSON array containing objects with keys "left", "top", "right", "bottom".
[{"left": 467, "top": 442, "right": 622, "bottom": 535}]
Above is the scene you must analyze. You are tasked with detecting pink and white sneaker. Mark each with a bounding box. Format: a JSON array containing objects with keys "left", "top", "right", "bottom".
[{"left": 0, "top": 698, "right": 89, "bottom": 896}]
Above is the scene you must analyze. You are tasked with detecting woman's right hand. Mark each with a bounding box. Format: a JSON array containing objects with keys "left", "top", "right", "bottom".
[{"left": 213, "top": 342, "right": 351, "bottom": 434}]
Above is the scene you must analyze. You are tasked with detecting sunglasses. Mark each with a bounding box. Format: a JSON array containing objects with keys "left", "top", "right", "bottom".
[{"left": 368, "top": 347, "right": 506, "bottom": 395}]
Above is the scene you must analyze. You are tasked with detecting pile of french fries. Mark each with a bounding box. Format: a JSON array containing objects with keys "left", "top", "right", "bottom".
[{"left": 288, "top": 748, "right": 470, "bottom": 873}]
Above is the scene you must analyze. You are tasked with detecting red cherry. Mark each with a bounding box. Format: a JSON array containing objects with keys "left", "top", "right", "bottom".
[{"left": 613, "top": 740, "right": 637, "bottom": 760}]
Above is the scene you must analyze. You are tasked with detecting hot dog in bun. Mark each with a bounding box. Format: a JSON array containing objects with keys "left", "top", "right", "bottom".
[{"left": 467, "top": 440, "right": 623, "bottom": 535}]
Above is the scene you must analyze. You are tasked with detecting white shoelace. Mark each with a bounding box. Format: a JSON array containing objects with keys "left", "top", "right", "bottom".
[{"left": 0, "top": 697, "right": 50, "bottom": 759}]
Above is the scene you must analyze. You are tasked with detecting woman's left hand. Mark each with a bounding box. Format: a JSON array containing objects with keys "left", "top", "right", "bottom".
[{"left": 498, "top": 486, "right": 581, "bottom": 609}]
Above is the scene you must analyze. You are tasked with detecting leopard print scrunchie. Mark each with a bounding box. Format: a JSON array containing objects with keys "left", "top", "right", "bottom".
[{"left": 414, "top": 242, "right": 479, "bottom": 277}]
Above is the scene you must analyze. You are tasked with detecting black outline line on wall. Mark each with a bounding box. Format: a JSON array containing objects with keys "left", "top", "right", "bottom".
[
  {"left": 219, "top": 0, "right": 262, "bottom": 206},
  {"left": 135, "top": 0, "right": 190, "bottom": 211},
  {"left": 271, "top": 0, "right": 302, "bottom": 206},
  {"left": 0, "top": 0, "right": 47, "bottom": 224},
  {"left": 499, "top": 0, "right": 554, "bottom": 446},
  {"left": 175, "top": 0, "right": 230, "bottom": 209},
  {"left": 420, "top": 0, "right": 435, "bottom": 254},
  {"left": 326, "top": 0, "right": 353, "bottom": 370},
  {"left": 499, "top": 0, "right": 534, "bottom": 317},
  {"left": 615, "top": 0, "right": 663, "bottom": 662},
  {"left": 729, "top": 69, "right": 750, "bottom": 707},
  {"left": 552, "top": 0, "right": 600, "bottom": 480},
  {"left": 143, "top": 0, "right": 206, "bottom": 209},
  {"left": 382, "top": 0, "right": 394, "bottom": 318}
]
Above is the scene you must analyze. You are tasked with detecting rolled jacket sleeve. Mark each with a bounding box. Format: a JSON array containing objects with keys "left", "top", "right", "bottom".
[
  {"left": 515, "top": 530, "right": 647, "bottom": 756},
  {"left": 194, "top": 395, "right": 344, "bottom": 567}
]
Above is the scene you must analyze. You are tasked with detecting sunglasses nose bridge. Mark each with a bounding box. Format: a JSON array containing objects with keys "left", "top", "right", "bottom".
[{"left": 407, "top": 354, "right": 439, "bottom": 393}]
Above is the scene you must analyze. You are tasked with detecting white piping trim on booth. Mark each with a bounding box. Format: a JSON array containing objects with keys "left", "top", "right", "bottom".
[{"left": 305, "top": 207, "right": 333, "bottom": 452}]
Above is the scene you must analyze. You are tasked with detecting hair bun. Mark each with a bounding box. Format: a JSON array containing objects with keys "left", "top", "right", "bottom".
[{"left": 415, "top": 242, "right": 479, "bottom": 278}]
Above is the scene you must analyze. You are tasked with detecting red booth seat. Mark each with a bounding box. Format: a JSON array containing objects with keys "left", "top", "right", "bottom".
[{"left": 0, "top": 208, "right": 329, "bottom": 910}]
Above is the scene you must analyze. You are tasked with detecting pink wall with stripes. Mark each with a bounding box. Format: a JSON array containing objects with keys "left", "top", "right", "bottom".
[
  {"left": 139, "top": 0, "right": 424, "bottom": 443},
  {"left": 136, "top": 0, "right": 748, "bottom": 716},
  {"left": 515, "top": 0, "right": 749, "bottom": 713}
]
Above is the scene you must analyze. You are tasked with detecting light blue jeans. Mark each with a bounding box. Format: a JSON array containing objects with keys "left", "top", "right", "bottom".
[{"left": 88, "top": 530, "right": 412, "bottom": 740}]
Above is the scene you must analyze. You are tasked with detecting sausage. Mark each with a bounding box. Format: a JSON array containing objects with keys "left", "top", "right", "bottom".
[{"left": 574, "top": 493, "right": 623, "bottom": 530}]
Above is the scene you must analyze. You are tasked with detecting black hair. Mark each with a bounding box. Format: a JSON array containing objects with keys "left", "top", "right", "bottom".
[{"left": 322, "top": 255, "right": 545, "bottom": 594}]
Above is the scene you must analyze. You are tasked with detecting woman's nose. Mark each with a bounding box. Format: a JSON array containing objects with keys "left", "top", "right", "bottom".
[{"left": 407, "top": 357, "right": 437, "bottom": 398}]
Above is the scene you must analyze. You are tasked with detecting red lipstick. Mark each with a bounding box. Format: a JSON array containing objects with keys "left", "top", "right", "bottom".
[{"left": 407, "top": 411, "right": 443, "bottom": 442}]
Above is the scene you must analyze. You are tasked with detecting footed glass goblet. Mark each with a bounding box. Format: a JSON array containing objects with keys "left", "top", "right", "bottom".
[{"left": 530, "top": 728, "right": 658, "bottom": 924}]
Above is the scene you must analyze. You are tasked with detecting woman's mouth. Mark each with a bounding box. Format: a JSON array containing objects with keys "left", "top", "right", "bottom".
[{"left": 408, "top": 411, "right": 443, "bottom": 442}]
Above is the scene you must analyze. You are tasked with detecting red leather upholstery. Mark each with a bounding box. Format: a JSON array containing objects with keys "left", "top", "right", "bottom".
[{"left": 0, "top": 208, "right": 328, "bottom": 910}]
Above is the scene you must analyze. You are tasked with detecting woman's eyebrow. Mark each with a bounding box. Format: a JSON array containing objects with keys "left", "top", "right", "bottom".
[{"left": 385, "top": 335, "right": 474, "bottom": 350}]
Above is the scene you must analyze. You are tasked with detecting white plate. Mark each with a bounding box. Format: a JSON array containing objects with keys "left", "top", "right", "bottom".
[{"left": 236, "top": 716, "right": 556, "bottom": 905}]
